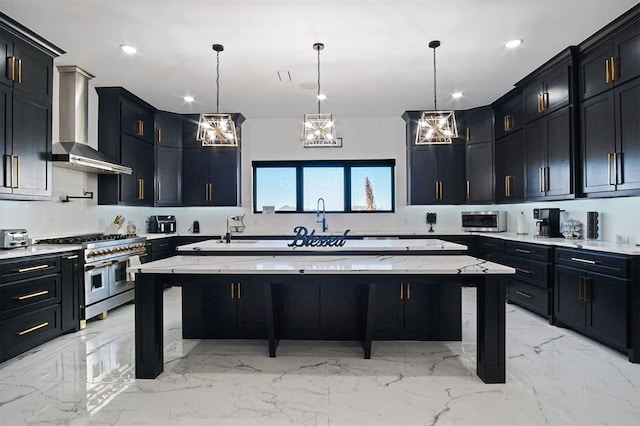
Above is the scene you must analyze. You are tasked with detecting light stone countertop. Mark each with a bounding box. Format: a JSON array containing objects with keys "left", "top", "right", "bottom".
[
  {"left": 176, "top": 238, "right": 467, "bottom": 253},
  {"left": 129, "top": 254, "right": 515, "bottom": 275},
  {"left": 0, "top": 244, "right": 83, "bottom": 261}
]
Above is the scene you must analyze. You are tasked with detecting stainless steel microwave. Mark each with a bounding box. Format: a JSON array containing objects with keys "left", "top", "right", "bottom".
[{"left": 461, "top": 211, "right": 506, "bottom": 232}]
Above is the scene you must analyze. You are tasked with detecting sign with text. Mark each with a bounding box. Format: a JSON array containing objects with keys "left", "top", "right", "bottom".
[{"left": 287, "top": 226, "right": 351, "bottom": 247}]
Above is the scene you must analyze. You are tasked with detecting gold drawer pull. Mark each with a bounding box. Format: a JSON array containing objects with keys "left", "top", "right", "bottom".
[
  {"left": 515, "top": 291, "right": 532, "bottom": 299},
  {"left": 15, "top": 290, "right": 49, "bottom": 300},
  {"left": 406, "top": 283, "right": 410, "bottom": 300},
  {"left": 570, "top": 257, "right": 597, "bottom": 265},
  {"left": 515, "top": 268, "right": 531, "bottom": 274},
  {"left": 66, "top": 255, "right": 79, "bottom": 260},
  {"left": 18, "top": 264, "right": 49, "bottom": 273},
  {"left": 17, "top": 322, "right": 49, "bottom": 336},
  {"left": 515, "top": 248, "right": 531, "bottom": 254}
]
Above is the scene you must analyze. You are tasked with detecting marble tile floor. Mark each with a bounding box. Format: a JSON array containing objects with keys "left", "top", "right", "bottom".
[{"left": 1, "top": 287, "right": 638, "bottom": 425}]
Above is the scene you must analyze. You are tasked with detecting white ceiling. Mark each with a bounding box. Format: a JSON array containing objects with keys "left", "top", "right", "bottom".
[{"left": 2, "top": 0, "right": 638, "bottom": 119}]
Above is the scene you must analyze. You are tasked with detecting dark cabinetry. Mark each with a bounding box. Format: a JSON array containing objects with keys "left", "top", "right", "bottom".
[
  {"left": 403, "top": 110, "right": 465, "bottom": 205},
  {"left": 0, "top": 251, "right": 81, "bottom": 363},
  {"left": 372, "top": 279, "right": 460, "bottom": 341},
  {"left": 0, "top": 14, "right": 62, "bottom": 200},
  {"left": 182, "top": 113, "right": 242, "bottom": 206},
  {"left": 154, "top": 111, "right": 182, "bottom": 206},
  {"left": 182, "top": 277, "right": 266, "bottom": 339},
  {"left": 524, "top": 107, "right": 573, "bottom": 199},
  {"left": 462, "top": 107, "right": 494, "bottom": 203},
  {"left": 503, "top": 241, "right": 553, "bottom": 319},
  {"left": 580, "top": 18, "right": 640, "bottom": 100},
  {"left": 581, "top": 69, "right": 640, "bottom": 195},
  {"left": 494, "top": 131, "right": 524, "bottom": 202},
  {"left": 493, "top": 89, "right": 523, "bottom": 139},
  {"left": 97, "top": 87, "right": 156, "bottom": 206},
  {"left": 554, "top": 248, "right": 629, "bottom": 351},
  {"left": 523, "top": 62, "right": 571, "bottom": 123}
]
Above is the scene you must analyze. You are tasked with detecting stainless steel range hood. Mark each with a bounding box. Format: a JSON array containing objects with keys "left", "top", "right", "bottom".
[{"left": 52, "top": 66, "right": 132, "bottom": 175}]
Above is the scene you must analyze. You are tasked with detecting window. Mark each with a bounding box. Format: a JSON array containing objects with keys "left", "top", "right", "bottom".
[{"left": 253, "top": 160, "right": 395, "bottom": 213}]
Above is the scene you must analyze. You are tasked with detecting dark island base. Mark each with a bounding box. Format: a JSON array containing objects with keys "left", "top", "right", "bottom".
[{"left": 135, "top": 273, "right": 506, "bottom": 384}]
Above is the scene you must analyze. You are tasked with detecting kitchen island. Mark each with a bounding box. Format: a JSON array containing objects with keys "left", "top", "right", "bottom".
[{"left": 131, "top": 251, "right": 515, "bottom": 384}]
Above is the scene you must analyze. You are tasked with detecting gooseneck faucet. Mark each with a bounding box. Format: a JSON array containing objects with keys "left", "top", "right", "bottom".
[{"left": 316, "top": 197, "right": 328, "bottom": 232}]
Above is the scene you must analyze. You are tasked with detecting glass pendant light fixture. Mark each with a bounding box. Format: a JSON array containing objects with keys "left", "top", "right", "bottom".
[
  {"left": 302, "top": 42, "right": 339, "bottom": 147},
  {"left": 415, "top": 40, "right": 458, "bottom": 145},
  {"left": 197, "top": 43, "right": 238, "bottom": 146}
]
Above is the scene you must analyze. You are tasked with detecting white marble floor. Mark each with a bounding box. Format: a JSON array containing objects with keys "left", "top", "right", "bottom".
[{"left": 1, "top": 287, "right": 638, "bottom": 425}]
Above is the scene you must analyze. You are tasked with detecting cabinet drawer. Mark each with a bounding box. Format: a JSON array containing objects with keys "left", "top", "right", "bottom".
[
  {"left": 0, "top": 255, "right": 61, "bottom": 283},
  {"left": 505, "top": 241, "right": 552, "bottom": 262},
  {"left": 507, "top": 280, "right": 550, "bottom": 317},
  {"left": 0, "top": 305, "right": 61, "bottom": 362},
  {"left": 505, "top": 257, "right": 550, "bottom": 288},
  {"left": 1, "top": 274, "right": 60, "bottom": 319},
  {"left": 477, "top": 237, "right": 505, "bottom": 253},
  {"left": 555, "top": 248, "right": 629, "bottom": 278}
]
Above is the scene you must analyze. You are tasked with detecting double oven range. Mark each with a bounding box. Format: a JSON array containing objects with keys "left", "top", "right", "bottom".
[{"left": 36, "top": 234, "right": 146, "bottom": 322}]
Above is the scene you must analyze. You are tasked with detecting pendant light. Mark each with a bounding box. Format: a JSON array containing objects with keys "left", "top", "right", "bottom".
[
  {"left": 415, "top": 40, "right": 458, "bottom": 145},
  {"left": 302, "top": 42, "right": 338, "bottom": 147},
  {"left": 197, "top": 43, "right": 238, "bottom": 146}
]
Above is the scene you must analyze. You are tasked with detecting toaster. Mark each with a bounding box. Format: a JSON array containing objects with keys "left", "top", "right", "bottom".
[
  {"left": 148, "top": 215, "right": 177, "bottom": 233},
  {"left": 1, "top": 229, "right": 29, "bottom": 249}
]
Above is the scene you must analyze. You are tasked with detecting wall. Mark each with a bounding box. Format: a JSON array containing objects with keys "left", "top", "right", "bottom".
[{"left": 0, "top": 73, "right": 638, "bottom": 243}]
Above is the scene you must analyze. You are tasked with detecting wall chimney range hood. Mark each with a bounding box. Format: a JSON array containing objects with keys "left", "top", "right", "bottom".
[{"left": 52, "top": 66, "right": 132, "bottom": 175}]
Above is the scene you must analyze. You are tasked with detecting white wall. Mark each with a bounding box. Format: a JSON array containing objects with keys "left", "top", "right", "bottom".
[{"left": 1, "top": 72, "right": 638, "bottom": 243}]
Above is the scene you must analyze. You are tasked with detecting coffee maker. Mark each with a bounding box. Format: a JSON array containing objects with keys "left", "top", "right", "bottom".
[{"left": 533, "top": 208, "right": 561, "bottom": 238}]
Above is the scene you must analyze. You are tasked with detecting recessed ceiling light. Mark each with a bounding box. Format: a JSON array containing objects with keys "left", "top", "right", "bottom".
[
  {"left": 316, "top": 94, "right": 327, "bottom": 101},
  {"left": 505, "top": 39, "right": 523, "bottom": 49},
  {"left": 183, "top": 95, "right": 194, "bottom": 103},
  {"left": 120, "top": 44, "right": 137, "bottom": 54},
  {"left": 451, "top": 92, "right": 463, "bottom": 99}
]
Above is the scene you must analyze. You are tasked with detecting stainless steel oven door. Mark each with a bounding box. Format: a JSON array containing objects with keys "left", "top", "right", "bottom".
[
  {"left": 85, "top": 262, "right": 111, "bottom": 305},
  {"left": 110, "top": 259, "right": 134, "bottom": 296}
]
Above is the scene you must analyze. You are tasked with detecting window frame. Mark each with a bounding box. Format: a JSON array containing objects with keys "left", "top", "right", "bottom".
[{"left": 252, "top": 159, "right": 395, "bottom": 214}]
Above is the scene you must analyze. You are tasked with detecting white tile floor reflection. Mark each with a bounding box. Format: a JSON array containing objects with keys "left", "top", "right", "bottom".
[{"left": 1, "top": 287, "right": 639, "bottom": 425}]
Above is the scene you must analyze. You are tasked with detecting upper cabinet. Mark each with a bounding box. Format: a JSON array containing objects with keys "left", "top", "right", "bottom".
[
  {"left": 96, "top": 87, "right": 157, "bottom": 206},
  {"left": 154, "top": 111, "right": 182, "bottom": 206},
  {"left": 182, "top": 113, "right": 244, "bottom": 206},
  {"left": 517, "top": 48, "right": 577, "bottom": 201},
  {"left": 492, "top": 88, "right": 523, "bottom": 139},
  {"left": 0, "top": 13, "right": 64, "bottom": 201},
  {"left": 579, "top": 11, "right": 640, "bottom": 197},
  {"left": 461, "top": 106, "right": 494, "bottom": 203},
  {"left": 403, "top": 111, "right": 466, "bottom": 205},
  {"left": 580, "top": 17, "right": 640, "bottom": 101}
]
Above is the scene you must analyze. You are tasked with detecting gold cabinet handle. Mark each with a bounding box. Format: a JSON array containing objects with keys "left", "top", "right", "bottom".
[
  {"left": 434, "top": 181, "right": 438, "bottom": 200},
  {"left": 542, "top": 92, "right": 548, "bottom": 112},
  {"left": 400, "top": 283, "right": 403, "bottom": 300},
  {"left": 515, "top": 268, "right": 531, "bottom": 274},
  {"left": 537, "top": 93, "right": 542, "bottom": 113},
  {"left": 610, "top": 56, "right": 616, "bottom": 82},
  {"left": 439, "top": 181, "right": 443, "bottom": 200},
  {"left": 508, "top": 175, "right": 512, "bottom": 197},
  {"left": 607, "top": 153, "right": 614, "bottom": 185},
  {"left": 539, "top": 167, "right": 544, "bottom": 192},
  {"left": 503, "top": 115, "right": 512, "bottom": 132},
  {"left": 406, "top": 282, "right": 410, "bottom": 300},
  {"left": 209, "top": 182, "right": 213, "bottom": 201},
  {"left": 157, "top": 181, "right": 161, "bottom": 201},
  {"left": 515, "top": 290, "right": 531, "bottom": 299},
  {"left": 17, "top": 58, "right": 22, "bottom": 83},
  {"left": 570, "top": 257, "right": 598, "bottom": 265},
  {"left": 66, "top": 255, "right": 79, "bottom": 260},
  {"left": 614, "top": 152, "right": 620, "bottom": 185},
  {"left": 605, "top": 59, "right": 611, "bottom": 83},
  {"left": 466, "top": 128, "right": 471, "bottom": 141},
  {"left": 18, "top": 264, "right": 49, "bottom": 273},
  {"left": 17, "top": 322, "right": 49, "bottom": 336},
  {"left": 9, "top": 56, "right": 16, "bottom": 81},
  {"left": 544, "top": 167, "right": 548, "bottom": 192},
  {"left": 237, "top": 282, "right": 241, "bottom": 299},
  {"left": 466, "top": 180, "right": 470, "bottom": 200},
  {"left": 230, "top": 282, "right": 235, "bottom": 299},
  {"left": 136, "top": 120, "right": 144, "bottom": 136},
  {"left": 15, "top": 290, "right": 49, "bottom": 300},
  {"left": 157, "top": 128, "right": 162, "bottom": 143}
]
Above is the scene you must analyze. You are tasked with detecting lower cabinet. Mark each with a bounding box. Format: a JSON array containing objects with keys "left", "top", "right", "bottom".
[
  {"left": 372, "top": 280, "right": 461, "bottom": 341},
  {"left": 0, "top": 251, "right": 82, "bottom": 363},
  {"left": 182, "top": 276, "right": 266, "bottom": 339},
  {"left": 554, "top": 264, "right": 627, "bottom": 351}
]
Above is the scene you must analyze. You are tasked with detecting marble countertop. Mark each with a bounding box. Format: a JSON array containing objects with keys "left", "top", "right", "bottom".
[
  {"left": 129, "top": 254, "right": 515, "bottom": 275},
  {"left": 0, "top": 244, "right": 83, "bottom": 260},
  {"left": 176, "top": 238, "right": 467, "bottom": 253}
]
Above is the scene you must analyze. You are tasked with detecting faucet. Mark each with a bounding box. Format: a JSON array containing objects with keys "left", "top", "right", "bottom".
[{"left": 316, "top": 197, "right": 328, "bottom": 232}]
